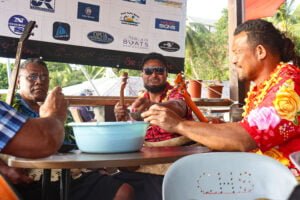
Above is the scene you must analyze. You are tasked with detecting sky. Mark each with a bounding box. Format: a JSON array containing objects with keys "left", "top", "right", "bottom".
[
  {"left": 187, "top": 0, "right": 300, "bottom": 21},
  {"left": 187, "top": 0, "right": 227, "bottom": 20}
]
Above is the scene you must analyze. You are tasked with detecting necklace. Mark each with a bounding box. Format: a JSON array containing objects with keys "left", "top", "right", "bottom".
[{"left": 242, "top": 62, "right": 285, "bottom": 116}]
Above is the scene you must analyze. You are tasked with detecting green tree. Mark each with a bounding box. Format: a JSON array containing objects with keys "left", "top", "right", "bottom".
[
  {"left": 47, "top": 63, "right": 108, "bottom": 89},
  {"left": 268, "top": 0, "right": 300, "bottom": 55},
  {"left": 0, "top": 63, "right": 9, "bottom": 89},
  {"left": 185, "top": 9, "right": 229, "bottom": 81}
]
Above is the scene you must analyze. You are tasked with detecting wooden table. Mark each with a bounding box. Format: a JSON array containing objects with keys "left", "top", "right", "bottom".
[
  {"left": 65, "top": 96, "right": 233, "bottom": 107},
  {"left": 6, "top": 146, "right": 210, "bottom": 200}
]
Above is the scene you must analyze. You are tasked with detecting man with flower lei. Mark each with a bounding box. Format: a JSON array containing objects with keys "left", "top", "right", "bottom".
[{"left": 142, "top": 19, "right": 300, "bottom": 178}]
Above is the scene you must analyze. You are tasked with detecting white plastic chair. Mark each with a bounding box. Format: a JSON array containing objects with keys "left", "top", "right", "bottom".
[{"left": 163, "top": 152, "right": 298, "bottom": 200}]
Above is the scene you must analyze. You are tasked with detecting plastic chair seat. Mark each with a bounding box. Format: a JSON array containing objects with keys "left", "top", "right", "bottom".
[{"left": 163, "top": 152, "right": 298, "bottom": 200}]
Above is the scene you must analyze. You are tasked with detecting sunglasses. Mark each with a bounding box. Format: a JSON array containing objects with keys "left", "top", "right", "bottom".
[{"left": 143, "top": 66, "right": 166, "bottom": 75}]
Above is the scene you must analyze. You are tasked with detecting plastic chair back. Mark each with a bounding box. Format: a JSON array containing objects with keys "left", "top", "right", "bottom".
[{"left": 163, "top": 152, "right": 298, "bottom": 200}]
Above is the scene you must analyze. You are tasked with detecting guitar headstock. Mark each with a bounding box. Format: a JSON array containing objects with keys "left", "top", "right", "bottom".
[
  {"left": 19, "top": 21, "right": 36, "bottom": 43},
  {"left": 6, "top": 20, "right": 37, "bottom": 106},
  {"left": 174, "top": 72, "right": 186, "bottom": 91}
]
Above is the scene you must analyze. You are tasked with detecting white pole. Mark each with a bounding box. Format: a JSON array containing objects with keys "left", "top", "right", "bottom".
[{"left": 6, "top": 58, "right": 11, "bottom": 86}]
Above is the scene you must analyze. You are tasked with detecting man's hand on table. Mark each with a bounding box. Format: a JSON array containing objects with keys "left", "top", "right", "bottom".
[{"left": 142, "top": 104, "right": 182, "bottom": 133}]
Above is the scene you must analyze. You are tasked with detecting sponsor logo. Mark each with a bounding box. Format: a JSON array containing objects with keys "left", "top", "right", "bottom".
[
  {"left": 53, "top": 22, "right": 70, "bottom": 41},
  {"left": 159, "top": 41, "right": 180, "bottom": 52},
  {"left": 154, "top": 0, "right": 183, "bottom": 8},
  {"left": 30, "top": 0, "right": 55, "bottom": 13},
  {"left": 77, "top": 2, "right": 100, "bottom": 22},
  {"left": 122, "top": 0, "right": 146, "bottom": 4},
  {"left": 8, "top": 15, "right": 28, "bottom": 35},
  {"left": 87, "top": 31, "right": 114, "bottom": 44},
  {"left": 120, "top": 12, "right": 140, "bottom": 26},
  {"left": 155, "top": 18, "right": 179, "bottom": 32},
  {"left": 123, "top": 35, "right": 148, "bottom": 49}
]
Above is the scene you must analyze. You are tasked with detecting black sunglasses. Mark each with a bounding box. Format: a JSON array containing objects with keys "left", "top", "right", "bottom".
[{"left": 143, "top": 66, "right": 166, "bottom": 75}]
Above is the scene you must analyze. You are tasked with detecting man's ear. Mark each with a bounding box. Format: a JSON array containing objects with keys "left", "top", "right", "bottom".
[{"left": 255, "top": 44, "right": 267, "bottom": 60}]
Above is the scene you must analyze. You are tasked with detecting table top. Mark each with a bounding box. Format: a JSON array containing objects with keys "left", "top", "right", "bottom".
[{"left": 7, "top": 146, "right": 210, "bottom": 169}]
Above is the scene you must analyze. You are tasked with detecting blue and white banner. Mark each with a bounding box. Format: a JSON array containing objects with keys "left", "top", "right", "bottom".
[{"left": 0, "top": 0, "right": 186, "bottom": 72}]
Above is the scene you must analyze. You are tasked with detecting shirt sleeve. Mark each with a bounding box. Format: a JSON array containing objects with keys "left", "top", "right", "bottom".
[
  {"left": 167, "top": 87, "right": 185, "bottom": 101},
  {"left": 0, "top": 101, "right": 28, "bottom": 151}
]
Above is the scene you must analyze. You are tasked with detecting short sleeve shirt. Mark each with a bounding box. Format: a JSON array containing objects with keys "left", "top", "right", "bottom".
[
  {"left": 143, "top": 82, "right": 194, "bottom": 142},
  {"left": 240, "top": 63, "right": 300, "bottom": 172},
  {"left": 0, "top": 101, "right": 28, "bottom": 150},
  {"left": 13, "top": 93, "right": 39, "bottom": 118}
]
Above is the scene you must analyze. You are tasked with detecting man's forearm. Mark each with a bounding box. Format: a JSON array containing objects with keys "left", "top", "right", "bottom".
[{"left": 175, "top": 121, "right": 257, "bottom": 152}]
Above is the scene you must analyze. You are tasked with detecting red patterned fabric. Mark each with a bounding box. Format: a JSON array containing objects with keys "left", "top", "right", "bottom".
[
  {"left": 240, "top": 63, "right": 300, "bottom": 174},
  {"left": 143, "top": 82, "right": 194, "bottom": 142}
]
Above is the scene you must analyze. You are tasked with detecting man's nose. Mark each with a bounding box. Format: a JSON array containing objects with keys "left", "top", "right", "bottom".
[
  {"left": 35, "top": 76, "right": 43, "bottom": 82},
  {"left": 151, "top": 71, "right": 160, "bottom": 76}
]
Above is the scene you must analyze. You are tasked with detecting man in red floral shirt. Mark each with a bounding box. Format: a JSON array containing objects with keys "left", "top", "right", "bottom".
[
  {"left": 142, "top": 19, "right": 300, "bottom": 177},
  {"left": 115, "top": 52, "right": 193, "bottom": 144}
]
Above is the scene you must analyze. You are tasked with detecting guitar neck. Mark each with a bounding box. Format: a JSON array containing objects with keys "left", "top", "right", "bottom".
[
  {"left": 6, "top": 42, "right": 23, "bottom": 105},
  {"left": 5, "top": 20, "right": 36, "bottom": 106},
  {"left": 120, "top": 72, "right": 128, "bottom": 106}
]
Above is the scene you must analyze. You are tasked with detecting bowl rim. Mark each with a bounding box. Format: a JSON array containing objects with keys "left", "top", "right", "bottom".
[{"left": 68, "top": 121, "right": 149, "bottom": 127}]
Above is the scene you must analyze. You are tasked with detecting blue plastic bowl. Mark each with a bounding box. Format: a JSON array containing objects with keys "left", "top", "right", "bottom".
[{"left": 68, "top": 121, "right": 149, "bottom": 153}]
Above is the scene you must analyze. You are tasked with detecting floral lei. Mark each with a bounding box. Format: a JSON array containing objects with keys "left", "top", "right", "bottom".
[{"left": 242, "top": 62, "right": 285, "bottom": 117}]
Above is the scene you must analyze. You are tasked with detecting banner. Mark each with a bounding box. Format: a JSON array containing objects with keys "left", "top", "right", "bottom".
[{"left": 0, "top": 0, "right": 187, "bottom": 73}]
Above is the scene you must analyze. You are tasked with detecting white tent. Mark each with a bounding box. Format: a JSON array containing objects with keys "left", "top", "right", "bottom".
[{"left": 62, "top": 76, "right": 144, "bottom": 96}]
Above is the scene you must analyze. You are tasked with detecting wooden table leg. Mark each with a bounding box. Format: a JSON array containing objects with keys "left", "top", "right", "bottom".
[
  {"left": 60, "top": 169, "right": 71, "bottom": 200},
  {"left": 42, "top": 169, "right": 51, "bottom": 200}
]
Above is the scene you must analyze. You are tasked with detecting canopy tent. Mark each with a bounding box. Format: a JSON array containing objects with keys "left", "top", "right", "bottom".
[{"left": 62, "top": 76, "right": 144, "bottom": 96}]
